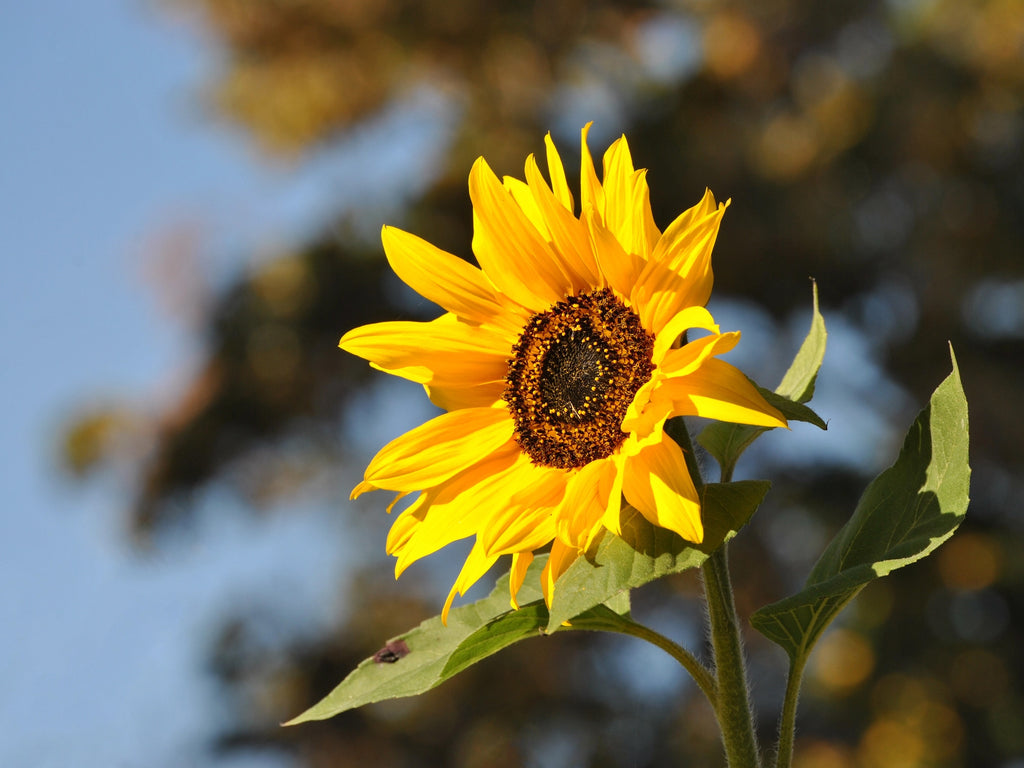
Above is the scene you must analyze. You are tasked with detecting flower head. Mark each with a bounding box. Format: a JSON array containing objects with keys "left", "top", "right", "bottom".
[{"left": 341, "top": 125, "right": 786, "bottom": 621}]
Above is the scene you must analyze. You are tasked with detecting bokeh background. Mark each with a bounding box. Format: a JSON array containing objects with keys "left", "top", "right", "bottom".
[{"left": 2, "top": 0, "right": 1022, "bottom": 766}]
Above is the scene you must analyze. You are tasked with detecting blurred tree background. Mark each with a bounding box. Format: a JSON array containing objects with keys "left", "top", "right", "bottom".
[{"left": 63, "top": 0, "right": 1023, "bottom": 766}]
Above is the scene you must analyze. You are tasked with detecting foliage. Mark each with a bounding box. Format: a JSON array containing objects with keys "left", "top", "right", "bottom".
[{"left": 752, "top": 349, "right": 969, "bottom": 661}]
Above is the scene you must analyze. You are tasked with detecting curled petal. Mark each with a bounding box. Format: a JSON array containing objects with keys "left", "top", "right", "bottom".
[
  {"left": 425, "top": 379, "right": 506, "bottom": 411},
  {"left": 631, "top": 169, "right": 662, "bottom": 257},
  {"left": 652, "top": 307, "right": 721, "bottom": 364},
  {"left": 509, "top": 551, "right": 534, "bottom": 610}
]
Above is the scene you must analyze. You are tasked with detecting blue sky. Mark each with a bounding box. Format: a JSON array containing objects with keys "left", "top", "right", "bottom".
[
  {"left": 0, "top": 0, "right": 473, "bottom": 761},
  {"left": 0, "top": 3, "right": 399, "bottom": 765}
]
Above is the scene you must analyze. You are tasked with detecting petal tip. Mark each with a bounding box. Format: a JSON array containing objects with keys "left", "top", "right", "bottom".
[{"left": 350, "top": 480, "right": 374, "bottom": 500}]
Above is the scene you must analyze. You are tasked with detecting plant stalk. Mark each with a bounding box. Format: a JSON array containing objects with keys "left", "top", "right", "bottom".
[
  {"left": 773, "top": 652, "right": 807, "bottom": 768},
  {"left": 703, "top": 546, "right": 761, "bottom": 767}
]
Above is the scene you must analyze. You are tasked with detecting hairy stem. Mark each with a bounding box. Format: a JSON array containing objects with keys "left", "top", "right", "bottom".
[
  {"left": 703, "top": 546, "right": 761, "bottom": 767},
  {"left": 773, "top": 653, "right": 807, "bottom": 768}
]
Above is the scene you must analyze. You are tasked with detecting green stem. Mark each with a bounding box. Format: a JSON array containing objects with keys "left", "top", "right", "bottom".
[
  {"left": 703, "top": 546, "right": 761, "bottom": 767},
  {"left": 773, "top": 653, "right": 807, "bottom": 768},
  {"left": 608, "top": 619, "right": 718, "bottom": 709},
  {"left": 668, "top": 416, "right": 760, "bottom": 767}
]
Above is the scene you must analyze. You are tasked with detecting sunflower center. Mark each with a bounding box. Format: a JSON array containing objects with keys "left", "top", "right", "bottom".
[{"left": 504, "top": 288, "right": 655, "bottom": 469}]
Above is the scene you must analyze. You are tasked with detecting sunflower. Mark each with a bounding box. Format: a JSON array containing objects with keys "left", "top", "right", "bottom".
[{"left": 341, "top": 125, "right": 787, "bottom": 621}]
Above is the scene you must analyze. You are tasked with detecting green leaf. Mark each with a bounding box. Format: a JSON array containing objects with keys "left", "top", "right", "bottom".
[
  {"left": 443, "top": 602, "right": 628, "bottom": 679},
  {"left": 286, "top": 556, "right": 628, "bottom": 724},
  {"left": 546, "top": 480, "right": 771, "bottom": 631},
  {"left": 757, "top": 387, "right": 827, "bottom": 430},
  {"left": 285, "top": 559, "right": 542, "bottom": 724},
  {"left": 775, "top": 281, "right": 828, "bottom": 404},
  {"left": 699, "top": 281, "right": 827, "bottom": 480},
  {"left": 751, "top": 348, "right": 970, "bottom": 661}
]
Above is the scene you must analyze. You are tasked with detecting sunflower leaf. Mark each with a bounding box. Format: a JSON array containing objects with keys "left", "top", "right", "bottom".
[
  {"left": 285, "top": 555, "right": 629, "bottom": 724},
  {"left": 546, "top": 480, "right": 771, "bottom": 631},
  {"left": 775, "top": 280, "right": 827, "bottom": 404},
  {"left": 699, "top": 281, "right": 827, "bottom": 479},
  {"left": 756, "top": 387, "right": 827, "bottom": 430},
  {"left": 750, "top": 349, "right": 969, "bottom": 661},
  {"left": 442, "top": 602, "right": 629, "bottom": 679}
]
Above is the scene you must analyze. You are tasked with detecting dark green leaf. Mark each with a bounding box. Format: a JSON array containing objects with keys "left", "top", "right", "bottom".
[
  {"left": 699, "top": 282, "right": 827, "bottom": 480},
  {"left": 751, "top": 348, "right": 970, "bottom": 660},
  {"left": 546, "top": 481, "right": 771, "bottom": 631}
]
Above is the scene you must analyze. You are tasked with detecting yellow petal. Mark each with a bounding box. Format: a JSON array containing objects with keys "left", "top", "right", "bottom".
[
  {"left": 656, "top": 357, "right": 788, "bottom": 428},
  {"left": 360, "top": 407, "right": 514, "bottom": 493},
  {"left": 381, "top": 225, "right": 523, "bottom": 335},
  {"left": 579, "top": 123, "right": 604, "bottom": 222},
  {"left": 632, "top": 168, "right": 662, "bottom": 256},
  {"left": 385, "top": 492, "right": 429, "bottom": 556},
  {"left": 621, "top": 438, "right": 703, "bottom": 543},
  {"left": 424, "top": 380, "right": 506, "bottom": 411},
  {"left": 509, "top": 551, "right": 534, "bottom": 609},
  {"left": 523, "top": 154, "right": 599, "bottom": 288},
  {"left": 593, "top": 133, "right": 661, "bottom": 259},
  {"left": 443, "top": 539, "right": 499, "bottom": 625},
  {"left": 658, "top": 330, "right": 739, "bottom": 376},
  {"left": 504, "top": 174, "right": 550, "bottom": 240},
  {"left": 351, "top": 480, "right": 374, "bottom": 499},
  {"left": 391, "top": 447, "right": 531, "bottom": 575},
  {"left": 601, "top": 136, "right": 638, "bottom": 252},
  {"left": 650, "top": 188, "right": 719, "bottom": 263},
  {"left": 544, "top": 132, "right": 574, "bottom": 212},
  {"left": 584, "top": 207, "right": 645, "bottom": 299},
  {"left": 386, "top": 492, "right": 409, "bottom": 513},
  {"left": 541, "top": 537, "right": 578, "bottom": 607},
  {"left": 556, "top": 460, "right": 616, "bottom": 551},
  {"left": 340, "top": 315, "right": 509, "bottom": 389},
  {"left": 470, "top": 157, "right": 573, "bottom": 309},
  {"left": 480, "top": 463, "right": 563, "bottom": 556},
  {"left": 651, "top": 307, "right": 721, "bottom": 364},
  {"left": 620, "top": 379, "right": 675, "bottom": 444},
  {"left": 632, "top": 192, "right": 728, "bottom": 333},
  {"left": 599, "top": 454, "right": 628, "bottom": 536}
]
